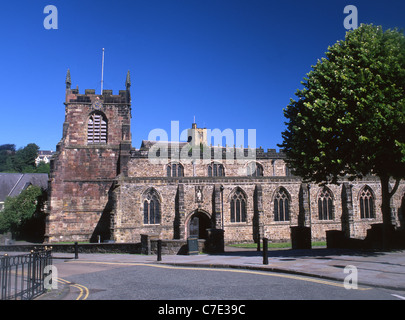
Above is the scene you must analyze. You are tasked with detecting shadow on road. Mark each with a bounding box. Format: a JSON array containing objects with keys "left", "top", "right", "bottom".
[{"left": 215, "top": 246, "right": 402, "bottom": 259}]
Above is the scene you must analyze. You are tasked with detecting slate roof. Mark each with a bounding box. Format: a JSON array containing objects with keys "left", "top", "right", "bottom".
[
  {"left": 38, "top": 150, "right": 54, "bottom": 156},
  {"left": 0, "top": 173, "right": 48, "bottom": 202},
  {"left": 140, "top": 140, "right": 189, "bottom": 150},
  {"left": 135, "top": 140, "right": 285, "bottom": 159}
]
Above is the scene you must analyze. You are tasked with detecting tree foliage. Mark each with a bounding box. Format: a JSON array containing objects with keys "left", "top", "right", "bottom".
[
  {"left": 0, "top": 185, "right": 44, "bottom": 237},
  {"left": 279, "top": 24, "right": 405, "bottom": 184},
  {"left": 279, "top": 24, "right": 405, "bottom": 243},
  {"left": 0, "top": 143, "right": 49, "bottom": 173},
  {"left": 0, "top": 144, "right": 16, "bottom": 172}
]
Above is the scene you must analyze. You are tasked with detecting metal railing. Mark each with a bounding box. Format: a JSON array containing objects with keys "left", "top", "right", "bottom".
[{"left": 1, "top": 248, "right": 53, "bottom": 300}]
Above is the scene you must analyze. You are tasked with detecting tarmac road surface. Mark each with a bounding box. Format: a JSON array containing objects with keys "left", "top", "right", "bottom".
[{"left": 34, "top": 247, "right": 405, "bottom": 301}]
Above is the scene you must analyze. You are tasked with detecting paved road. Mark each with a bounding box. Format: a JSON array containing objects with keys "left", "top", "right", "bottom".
[
  {"left": 45, "top": 257, "right": 404, "bottom": 301},
  {"left": 1, "top": 246, "right": 398, "bottom": 302}
]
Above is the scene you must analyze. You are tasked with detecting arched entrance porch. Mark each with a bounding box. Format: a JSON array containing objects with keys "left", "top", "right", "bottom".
[{"left": 186, "top": 210, "right": 212, "bottom": 239}]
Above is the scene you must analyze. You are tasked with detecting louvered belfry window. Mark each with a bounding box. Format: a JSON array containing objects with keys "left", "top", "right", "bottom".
[{"left": 88, "top": 112, "right": 107, "bottom": 144}]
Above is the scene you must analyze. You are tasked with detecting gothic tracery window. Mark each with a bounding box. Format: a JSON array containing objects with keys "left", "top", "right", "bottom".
[
  {"left": 359, "top": 186, "right": 375, "bottom": 219},
  {"left": 87, "top": 112, "right": 107, "bottom": 144},
  {"left": 230, "top": 188, "right": 247, "bottom": 223},
  {"left": 274, "top": 188, "right": 290, "bottom": 221},
  {"left": 318, "top": 187, "right": 334, "bottom": 220},
  {"left": 143, "top": 189, "right": 161, "bottom": 224}
]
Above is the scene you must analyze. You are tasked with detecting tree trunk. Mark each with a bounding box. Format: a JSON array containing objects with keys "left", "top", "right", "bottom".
[
  {"left": 380, "top": 176, "right": 391, "bottom": 249},
  {"left": 379, "top": 176, "right": 400, "bottom": 249}
]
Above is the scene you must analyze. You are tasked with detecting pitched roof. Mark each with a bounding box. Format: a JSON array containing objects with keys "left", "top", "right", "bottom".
[
  {"left": 38, "top": 150, "right": 54, "bottom": 156},
  {"left": 0, "top": 173, "right": 48, "bottom": 202},
  {"left": 140, "top": 140, "right": 189, "bottom": 150}
]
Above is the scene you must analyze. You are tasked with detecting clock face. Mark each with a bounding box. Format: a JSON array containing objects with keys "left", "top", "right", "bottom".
[{"left": 93, "top": 100, "right": 103, "bottom": 110}]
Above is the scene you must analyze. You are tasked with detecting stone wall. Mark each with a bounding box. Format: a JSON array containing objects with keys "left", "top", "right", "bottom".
[
  {"left": 0, "top": 242, "right": 142, "bottom": 254},
  {"left": 111, "top": 172, "right": 404, "bottom": 244},
  {"left": 127, "top": 157, "right": 288, "bottom": 178}
]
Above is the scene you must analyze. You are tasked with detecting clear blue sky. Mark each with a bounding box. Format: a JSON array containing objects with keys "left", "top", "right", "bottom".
[{"left": 0, "top": 0, "right": 403, "bottom": 151}]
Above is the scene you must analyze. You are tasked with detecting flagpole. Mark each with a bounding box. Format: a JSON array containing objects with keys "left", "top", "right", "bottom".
[{"left": 101, "top": 48, "right": 105, "bottom": 94}]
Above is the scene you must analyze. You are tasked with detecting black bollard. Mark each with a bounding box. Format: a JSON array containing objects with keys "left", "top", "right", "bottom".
[
  {"left": 157, "top": 240, "right": 162, "bottom": 261},
  {"left": 257, "top": 235, "right": 261, "bottom": 252},
  {"left": 262, "top": 237, "right": 268, "bottom": 265},
  {"left": 74, "top": 242, "right": 79, "bottom": 259}
]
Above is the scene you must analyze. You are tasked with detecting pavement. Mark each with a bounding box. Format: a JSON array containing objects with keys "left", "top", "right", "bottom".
[{"left": 24, "top": 245, "right": 405, "bottom": 299}]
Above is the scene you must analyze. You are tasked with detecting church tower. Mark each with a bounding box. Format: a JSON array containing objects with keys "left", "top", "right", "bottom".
[
  {"left": 187, "top": 122, "right": 208, "bottom": 146},
  {"left": 45, "top": 70, "right": 132, "bottom": 242}
]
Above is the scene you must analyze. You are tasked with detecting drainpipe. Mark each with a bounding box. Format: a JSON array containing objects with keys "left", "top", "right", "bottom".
[{"left": 220, "top": 185, "right": 224, "bottom": 230}]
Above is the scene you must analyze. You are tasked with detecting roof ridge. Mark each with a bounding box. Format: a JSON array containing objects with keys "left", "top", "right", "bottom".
[{"left": 7, "top": 173, "right": 24, "bottom": 197}]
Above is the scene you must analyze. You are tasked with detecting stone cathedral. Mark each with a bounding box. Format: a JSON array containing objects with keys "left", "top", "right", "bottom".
[{"left": 45, "top": 71, "right": 405, "bottom": 244}]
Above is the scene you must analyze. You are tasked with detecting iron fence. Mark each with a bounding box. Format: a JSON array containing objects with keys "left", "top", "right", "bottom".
[{"left": 1, "top": 248, "right": 53, "bottom": 300}]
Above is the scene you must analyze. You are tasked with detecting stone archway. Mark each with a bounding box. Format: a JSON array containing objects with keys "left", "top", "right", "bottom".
[{"left": 186, "top": 210, "right": 212, "bottom": 239}]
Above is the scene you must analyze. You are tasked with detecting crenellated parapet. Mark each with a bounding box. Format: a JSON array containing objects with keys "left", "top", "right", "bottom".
[{"left": 65, "top": 69, "right": 131, "bottom": 105}]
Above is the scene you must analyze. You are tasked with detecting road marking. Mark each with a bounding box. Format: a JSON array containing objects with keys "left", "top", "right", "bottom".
[
  {"left": 57, "top": 277, "right": 89, "bottom": 300},
  {"left": 391, "top": 294, "right": 405, "bottom": 300},
  {"left": 66, "top": 260, "right": 371, "bottom": 291},
  {"left": 71, "top": 284, "right": 84, "bottom": 300}
]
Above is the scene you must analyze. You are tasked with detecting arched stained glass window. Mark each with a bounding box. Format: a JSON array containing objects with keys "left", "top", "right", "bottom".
[
  {"left": 360, "top": 186, "right": 375, "bottom": 219},
  {"left": 318, "top": 187, "right": 334, "bottom": 220},
  {"left": 274, "top": 188, "right": 290, "bottom": 221},
  {"left": 143, "top": 189, "right": 161, "bottom": 224},
  {"left": 230, "top": 188, "right": 247, "bottom": 223}
]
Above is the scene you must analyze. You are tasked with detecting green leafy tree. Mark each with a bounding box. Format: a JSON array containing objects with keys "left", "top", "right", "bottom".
[
  {"left": 0, "top": 144, "right": 16, "bottom": 152},
  {"left": 0, "top": 144, "right": 16, "bottom": 172},
  {"left": 13, "top": 143, "right": 40, "bottom": 173},
  {"left": 35, "top": 161, "right": 51, "bottom": 174},
  {"left": 0, "top": 143, "right": 41, "bottom": 173},
  {"left": 0, "top": 185, "right": 44, "bottom": 238},
  {"left": 279, "top": 24, "right": 405, "bottom": 246}
]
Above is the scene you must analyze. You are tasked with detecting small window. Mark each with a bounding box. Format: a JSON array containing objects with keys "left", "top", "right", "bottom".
[
  {"left": 247, "top": 162, "right": 263, "bottom": 177},
  {"left": 274, "top": 188, "right": 290, "bottom": 221},
  {"left": 88, "top": 112, "right": 107, "bottom": 144},
  {"left": 208, "top": 162, "right": 225, "bottom": 177},
  {"left": 360, "top": 186, "right": 375, "bottom": 219},
  {"left": 167, "top": 163, "right": 184, "bottom": 177}
]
